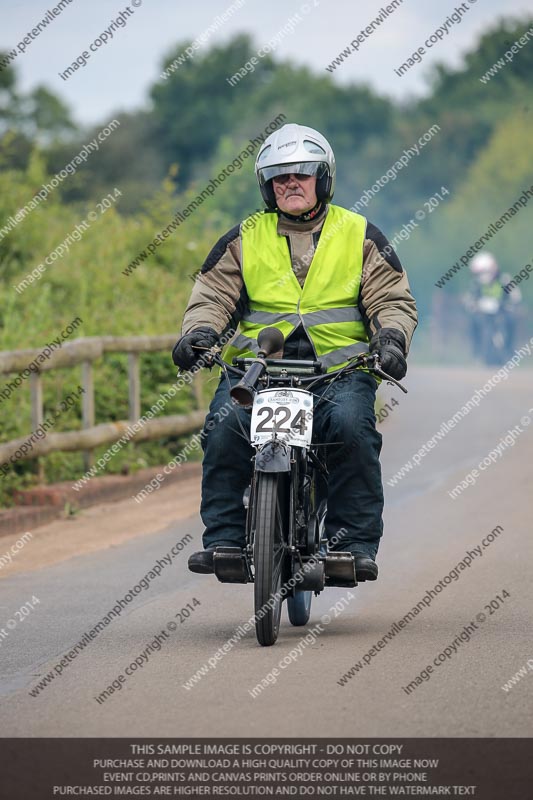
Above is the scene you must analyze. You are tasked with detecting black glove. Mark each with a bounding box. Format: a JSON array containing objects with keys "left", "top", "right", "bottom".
[
  {"left": 172, "top": 327, "right": 219, "bottom": 370},
  {"left": 369, "top": 328, "right": 407, "bottom": 380}
]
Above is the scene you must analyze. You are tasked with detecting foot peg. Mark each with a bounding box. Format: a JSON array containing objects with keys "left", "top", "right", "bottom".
[
  {"left": 213, "top": 547, "right": 251, "bottom": 584},
  {"left": 324, "top": 552, "right": 357, "bottom": 587}
]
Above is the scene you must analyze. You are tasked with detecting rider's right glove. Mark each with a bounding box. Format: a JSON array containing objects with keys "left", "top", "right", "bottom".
[
  {"left": 369, "top": 328, "right": 407, "bottom": 380},
  {"left": 172, "top": 327, "right": 219, "bottom": 370}
]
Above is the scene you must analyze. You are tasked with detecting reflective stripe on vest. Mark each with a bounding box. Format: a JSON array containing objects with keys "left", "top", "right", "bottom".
[{"left": 224, "top": 205, "right": 369, "bottom": 372}]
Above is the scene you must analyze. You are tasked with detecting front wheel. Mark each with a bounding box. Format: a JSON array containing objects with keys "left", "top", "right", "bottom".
[{"left": 253, "top": 472, "right": 288, "bottom": 646}]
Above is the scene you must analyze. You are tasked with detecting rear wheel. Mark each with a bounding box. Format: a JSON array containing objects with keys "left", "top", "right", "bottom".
[
  {"left": 287, "top": 590, "right": 312, "bottom": 626},
  {"left": 480, "top": 313, "right": 506, "bottom": 366},
  {"left": 287, "top": 458, "right": 323, "bottom": 627},
  {"left": 253, "top": 472, "right": 288, "bottom": 646}
]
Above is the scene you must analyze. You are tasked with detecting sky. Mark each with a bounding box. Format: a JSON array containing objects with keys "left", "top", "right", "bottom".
[{"left": 3, "top": 0, "right": 533, "bottom": 128}]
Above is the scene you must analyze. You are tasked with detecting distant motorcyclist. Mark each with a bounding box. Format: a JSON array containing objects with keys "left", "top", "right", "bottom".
[{"left": 464, "top": 252, "right": 520, "bottom": 362}]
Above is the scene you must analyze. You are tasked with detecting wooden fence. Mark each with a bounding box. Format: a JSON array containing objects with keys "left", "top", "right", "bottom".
[{"left": 0, "top": 335, "right": 206, "bottom": 474}]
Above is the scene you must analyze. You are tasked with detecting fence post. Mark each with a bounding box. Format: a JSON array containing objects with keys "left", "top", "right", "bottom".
[
  {"left": 128, "top": 353, "right": 141, "bottom": 422},
  {"left": 82, "top": 361, "right": 95, "bottom": 472},
  {"left": 30, "top": 372, "right": 45, "bottom": 482}
]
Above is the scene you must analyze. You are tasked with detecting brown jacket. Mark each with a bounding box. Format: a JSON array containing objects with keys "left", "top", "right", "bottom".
[{"left": 181, "top": 204, "right": 418, "bottom": 354}]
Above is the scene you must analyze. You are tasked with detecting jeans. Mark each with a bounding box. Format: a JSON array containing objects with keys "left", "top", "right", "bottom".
[{"left": 199, "top": 371, "right": 383, "bottom": 559}]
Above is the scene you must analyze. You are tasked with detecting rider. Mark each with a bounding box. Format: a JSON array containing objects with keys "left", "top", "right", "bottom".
[
  {"left": 465, "top": 252, "right": 520, "bottom": 356},
  {"left": 172, "top": 123, "right": 418, "bottom": 581}
]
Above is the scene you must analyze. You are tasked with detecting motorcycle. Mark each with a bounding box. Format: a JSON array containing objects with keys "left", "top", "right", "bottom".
[
  {"left": 197, "top": 328, "right": 406, "bottom": 646},
  {"left": 464, "top": 292, "right": 513, "bottom": 366}
]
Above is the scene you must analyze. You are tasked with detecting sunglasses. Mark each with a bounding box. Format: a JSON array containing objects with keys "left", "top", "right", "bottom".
[{"left": 271, "top": 173, "right": 314, "bottom": 184}]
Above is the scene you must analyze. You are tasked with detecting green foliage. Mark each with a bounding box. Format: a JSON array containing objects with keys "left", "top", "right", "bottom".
[
  {"left": 153, "top": 35, "right": 272, "bottom": 186},
  {"left": 393, "top": 108, "right": 533, "bottom": 330},
  {"left": 23, "top": 86, "right": 76, "bottom": 142},
  {"left": 0, "top": 59, "right": 76, "bottom": 169},
  {"left": 0, "top": 164, "right": 218, "bottom": 504},
  {"left": 1, "top": 16, "right": 532, "bottom": 500},
  {"left": 424, "top": 16, "right": 533, "bottom": 114}
]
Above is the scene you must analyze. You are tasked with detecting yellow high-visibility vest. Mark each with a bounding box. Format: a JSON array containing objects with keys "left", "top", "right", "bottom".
[{"left": 224, "top": 204, "right": 369, "bottom": 372}]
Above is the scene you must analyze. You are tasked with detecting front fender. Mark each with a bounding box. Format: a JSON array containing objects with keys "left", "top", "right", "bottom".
[{"left": 255, "top": 440, "right": 291, "bottom": 472}]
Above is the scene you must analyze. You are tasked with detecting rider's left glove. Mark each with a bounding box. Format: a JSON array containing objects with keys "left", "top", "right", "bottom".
[
  {"left": 369, "top": 328, "right": 407, "bottom": 380},
  {"left": 172, "top": 327, "right": 219, "bottom": 370}
]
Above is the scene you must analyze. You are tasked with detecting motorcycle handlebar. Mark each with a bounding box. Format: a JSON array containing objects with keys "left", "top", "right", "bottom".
[
  {"left": 223, "top": 353, "right": 408, "bottom": 403},
  {"left": 189, "top": 325, "right": 408, "bottom": 402}
]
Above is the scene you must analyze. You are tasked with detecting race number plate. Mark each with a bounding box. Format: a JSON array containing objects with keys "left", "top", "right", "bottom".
[{"left": 250, "top": 389, "right": 313, "bottom": 448}]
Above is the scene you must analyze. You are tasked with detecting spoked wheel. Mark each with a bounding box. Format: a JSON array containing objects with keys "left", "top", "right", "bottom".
[
  {"left": 287, "top": 590, "right": 312, "bottom": 626},
  {"left": 287, "top": 470, "right": 325, "bottom": 627},
  {"left": 253, "top": 472, "right": 288, "bottom": 646}
]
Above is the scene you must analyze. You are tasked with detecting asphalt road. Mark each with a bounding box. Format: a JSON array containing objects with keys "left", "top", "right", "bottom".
[{"left": 1, "top": 365, "right": 532, "bottom": 737}]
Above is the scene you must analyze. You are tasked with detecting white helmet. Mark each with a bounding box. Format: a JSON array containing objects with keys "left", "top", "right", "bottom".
[
  {"left": 470, "top": 252, "right": 498, "bottom": 283},
  {"left": 255, "top": 123, "right": 336, "bottom": 209}
]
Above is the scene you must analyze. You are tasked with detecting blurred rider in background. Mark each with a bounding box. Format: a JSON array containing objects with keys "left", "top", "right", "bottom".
[{"left": 464, "top": 252, "right": 520, "bottom": 361}]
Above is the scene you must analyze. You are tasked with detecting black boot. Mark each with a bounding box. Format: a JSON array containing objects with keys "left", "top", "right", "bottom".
[
  {"left": 188, "top": 550, "right": 215, "bottom": 574},
  {"left": 188, "top": 545, "right": 244, "bottom": 575},
  {"left": 352, "top": 553, "right": 378, "bottom": 581}
]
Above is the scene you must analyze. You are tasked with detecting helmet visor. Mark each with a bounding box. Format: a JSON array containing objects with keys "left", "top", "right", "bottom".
[{"left": 258, "top": 161, "right": 327, "bottom": 185}]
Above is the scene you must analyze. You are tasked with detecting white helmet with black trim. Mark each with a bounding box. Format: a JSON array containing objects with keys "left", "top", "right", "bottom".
[{"left": 255, "top": 123, "right": 336, "bottom": 209}]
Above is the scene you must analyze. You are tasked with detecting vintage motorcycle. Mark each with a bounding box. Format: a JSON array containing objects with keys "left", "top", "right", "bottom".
[
  {"left": 475, "top": 295, "right": 511, "bottom": 366},
  {"left": 463, "top": 289, "right": 516, "bottom": 366},
  {"left": 199, "top": 328, "right": 406, "bottom": 646}
]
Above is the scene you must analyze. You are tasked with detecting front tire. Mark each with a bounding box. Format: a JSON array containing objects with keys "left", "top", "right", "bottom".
[{"left": 253, "top": 472, "right": 287, "bottom": 646}]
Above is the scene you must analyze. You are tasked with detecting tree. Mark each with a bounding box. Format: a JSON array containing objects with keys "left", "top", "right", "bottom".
[
  {"left": 22, "top": 86, "right": 76, "bottom": 143},
  {"left": 0, "top": 60, "right": 77, "bottom": 170},
  {"left": 151, "top": 34, "right": 270, "bottom": 186}
]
